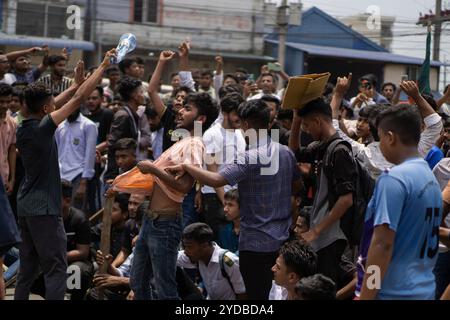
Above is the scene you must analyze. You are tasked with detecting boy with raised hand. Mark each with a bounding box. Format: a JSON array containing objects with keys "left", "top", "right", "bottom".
[
  {"left": 359, "top": 96, "right": 443, "bottom": 300},
  {"left": 14, "top": 49, "right": 116, "bottom": 300}
]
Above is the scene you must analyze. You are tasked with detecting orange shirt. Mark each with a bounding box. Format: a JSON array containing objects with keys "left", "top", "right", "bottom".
[
  {"left": 153, "top": 136, "right": 204, "bottom": 203},
  {"left": 0, "top": 114, "right": 17, "bottom": 183}
]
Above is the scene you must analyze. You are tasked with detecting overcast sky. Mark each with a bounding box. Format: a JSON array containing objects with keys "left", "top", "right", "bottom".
[{"left": 300, "top": 0, "right": 450, "bottom": 88}]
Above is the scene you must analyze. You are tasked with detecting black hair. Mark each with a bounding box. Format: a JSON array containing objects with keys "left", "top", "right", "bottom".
[
  {"left": 260, "top": 72, "right": 277, "bottom": 83},
  {"left": 224, "top": 189, "right": 239, "bottom": 206},
  {"left": 200, "top": 69, "right": 213, "bottom": 77},
  {"left": 376, "top": 104, "right": 422, "bottom": 146},
  {"left": 277, "top": 109, "right": 293, "bottom": 121},
  {"left": 360, "top": 74, "right": 378, "bottom": 88},
  {"left": 295, "top": 274, "right": 337, "bottom": 300},
  {"left": 279, "top": 240, "right": 318, "bottom": 278},
  {"left": 106, "top": 66, "right": 120, "bottom": 76},
  {"left": 11, "top": 86, "right": 25, "bottom": 104},
  {"left": 261, "top": 94, "right": 281, "bottom": 110},
  {"left": 182, "top": 222, "right": 214, "bottom": 244},
  {"left": 170, "top": 72, "right": 179, "bottom": 80},
  {"left": 223, "top": 73, "right": 239, "bottom": 84},
  {"left": 365, "top": 104, "right": 388, "bottom": 141},
  {"left": 382, "top": 82, "right": 397, "bottom": 92},
  {"left": 184, "top": 92, "right": 219, "bottom": 132},
  {"left": 444, "top": 117, "right": 450, "bottom": 128},
  {"left": 118, "top": 58, "right": 137, "bottom": 74},
  {"left": 48, "top": 55, "right": 66, "bottom": 66},
  {"left": 173, "top": 86, "right": 193, "bottom": 97},
  {"left": 23, "top": 82, "right": 52, "bottom": 114},
  {"left": 421, "top": 93, "right": 439, "bottom": 112},
  {"left": 61, "top": 180, "right": 73, "bottom": 199},
  {"left": 135, "top": 57, "right": 144, "bottom": 65},
  {"left": 113, "top": 138, "right": 137, "bottom": 154},
  {"left": 238, "top": 99, "right": 271, "bottom": 129},
  {"left": 114, "top": 193, "right": 130, "bottom": 214},
  {"left": 235, "top": 67, "right": 249, "bottom": 75},
  {"left": 117, "top": 76, "right": 142, "bottom": 102},
  {"left": 323, "top": 82, "right": 335, "bottom": 98},
  {"left": 92, "top": 85, "right": 104, "bottom": 97},
  {"left": 218, "top": 84, "right": 243, "bottom": 100},
  {"left": 339, "top": 103, "right": 354, "bottom": 119},
  {"left": 298, "top": 206, "right": 311, "bottom": 229},
  {"left": 220, "top": 92, "right": 244, "bottom": 114},
  {"left": 145, "top": 105, "right": 158, "bottom": 118},
  {"left": 0, "top": 83, "right": 13, "bottom": 97},
  {"left": 297, "top": 98, "right": 332, "bottom": 121},
  {"left": 358, "top": 105, "right": 374, "bottom": 119}
]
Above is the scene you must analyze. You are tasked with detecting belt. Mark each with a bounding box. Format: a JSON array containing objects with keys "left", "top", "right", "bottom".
[{"left": 147, "top": 208, "right": 182, "bottom": 220}]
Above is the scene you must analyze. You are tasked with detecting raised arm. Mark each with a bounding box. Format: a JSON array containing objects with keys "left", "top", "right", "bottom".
[
  {"left": 331, "top": 73, "right": 352, "bottom": 120},
  {"left": 6, "top": 46, "right": 44, "bottom": 62},
  {"left": 50, "top": 49, "right": 116, "bottom": 126},
  {"left": 54, "top": 59, "right": 87, "bottom": 108},
  {"left": 148, "top": 51, "right": 176, "bottom": 118},
  {"left": 178, "top": 40, "right": 196, "bottom": 91}
]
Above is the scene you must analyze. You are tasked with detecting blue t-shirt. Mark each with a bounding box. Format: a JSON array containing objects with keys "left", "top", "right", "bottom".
[
  {"left": 424, "top": 145, "right": 444, "bottom": 170},
  {"left": 356, "top": 158, "right": 442, "bottom": 299}
]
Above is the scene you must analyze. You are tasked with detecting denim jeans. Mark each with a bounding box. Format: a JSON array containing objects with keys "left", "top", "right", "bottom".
[
  {"left": 434, "top": 250, "right": 450, "bottom": 299},
  {"left": 3, "top": 247, "right": 20, "bottom": 282},
  {"left": 130, "top": 214, "right": 183, "bottom": 300},
  {"left": 182, "top": 186, "right": 197, "bottom": 228}
]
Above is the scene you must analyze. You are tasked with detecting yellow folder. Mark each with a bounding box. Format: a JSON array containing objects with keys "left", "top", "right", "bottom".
[{"left": 281, "top": 72, "right": 331, "bottom": 110}]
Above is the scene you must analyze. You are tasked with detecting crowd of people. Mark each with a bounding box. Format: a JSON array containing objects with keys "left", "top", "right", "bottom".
[{"left": 1, "top": 39, "right": 450, "bottom": 301}]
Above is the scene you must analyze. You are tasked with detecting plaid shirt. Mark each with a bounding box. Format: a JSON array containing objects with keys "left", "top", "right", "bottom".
[{"left": 219, "top": 138, "right": 300, "bottom": 253}]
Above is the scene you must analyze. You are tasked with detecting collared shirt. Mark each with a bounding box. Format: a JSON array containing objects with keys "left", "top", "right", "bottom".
[
  {"left": 151, "top": 127, "right": 164, "bottom": 160},
  {"left": 117, "top": 251, "right": 134, "bottom": 278},
  {"left": 39, "top": 74, "right": 73, "bottom": 96},
  {"left": 16, "top": 114, "right": 61, "bottom": 216},
  {"left": 12, "top": 68, "right": 41, "bottom": 84},
  {"left": 201, "top": 122, "right": 246, "bottom": 195},
  {"left": 0, "top": 114, "right": 17, "bottom": 183},
  {"left": 269, "top": 281, "right": 288, "bottom": 300},
  {"left": 177, "top": 242, "right": 246, "bottom": 300},
  {"left": 332, "top": 113, "right": 443, "bottom": 179},
  {"left": 219, "top": 138, "right": 300, "bottom": 253},
  {"left": 55, "top": 114, "right": 98, "bottom": 182}
]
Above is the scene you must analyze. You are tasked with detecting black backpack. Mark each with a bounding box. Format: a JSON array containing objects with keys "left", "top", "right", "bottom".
[{"left": 322, "top": 138, "right": 375, "bottom": 246}]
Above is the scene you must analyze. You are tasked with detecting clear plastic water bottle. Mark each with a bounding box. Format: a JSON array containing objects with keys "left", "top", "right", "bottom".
[{"left": 112, "top": 33, "right": 137, "bottom": 64}]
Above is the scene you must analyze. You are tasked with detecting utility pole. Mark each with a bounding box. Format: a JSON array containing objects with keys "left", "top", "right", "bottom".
[
  {"left": 276, "top": 0, "right": 289, "bottom": 70},
  {"left": 417, "top": 0, "right": 450, "bottom": 61}
]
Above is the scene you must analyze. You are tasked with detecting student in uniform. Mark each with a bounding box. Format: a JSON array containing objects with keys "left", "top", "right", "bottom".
[{"left": 177, "top": 223, "right": 247, "bottom": 300}]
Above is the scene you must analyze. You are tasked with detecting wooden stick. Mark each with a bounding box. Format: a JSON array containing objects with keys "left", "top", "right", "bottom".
[
  {"left": 88, "top": 208, "right": 104, "bottom": 223},
  {"left": 97, "top": 197, "right": 114, "bottom": 300}
]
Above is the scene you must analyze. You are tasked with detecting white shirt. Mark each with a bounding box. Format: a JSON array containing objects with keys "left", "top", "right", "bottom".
[
  {"left": 440, "top": 103, "right": 450, "bottom": 117},
  {"left": 177, "top": 242, "right": 246, "bottom": 300},
  {"left": 433, "top": 158, "right": 450, "bottom": 190},
  {"left": 247, "top": 92, "right": 281, "bottom": 101},
  {"left": 0, "top": 73, "right": 16, "bottom": 85},
  {"left": 268, "top": 281, "right": 288, "bottom": 300},
  {"left": 332, "top": 113, "right": 443, "bottom": 179},
  {"left": 55, "top": 114, "right": 98, "bottom": 182},
  {"left": 201, "top": 122, "right": 246, "bottom": 194}
]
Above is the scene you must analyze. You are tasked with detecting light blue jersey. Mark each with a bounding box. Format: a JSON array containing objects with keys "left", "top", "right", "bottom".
[{"left": 358, "top": 158, "right": 442, "bottom": 300}]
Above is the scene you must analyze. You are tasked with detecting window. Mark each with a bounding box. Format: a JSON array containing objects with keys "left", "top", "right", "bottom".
[
  {"left": 133, "top": 0, "right": 158, "bottom": 23},
  {"left": 406, "top": 66, "right": 420, "bottom": 82},
  {"left": 15, "top": 1, "right": 75, "bottom": 39}
]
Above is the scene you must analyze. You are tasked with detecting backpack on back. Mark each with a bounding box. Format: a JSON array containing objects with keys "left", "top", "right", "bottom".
[{"left": 322, "top": 138, "right": 375, "bottom": 246}]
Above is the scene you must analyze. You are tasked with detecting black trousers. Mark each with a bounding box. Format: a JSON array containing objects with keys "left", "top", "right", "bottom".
[
  {"left": 316, "top": 239, "right": 347, "bottom": 285},
  {"left": 239, "top": 250, "right": 278, "bottom": 300},
  {"left": 14, "top": 215, "right": 67, "bottom": 300},
  {"left": 202, "top": 193, "right": 228, "bottom": 241}
]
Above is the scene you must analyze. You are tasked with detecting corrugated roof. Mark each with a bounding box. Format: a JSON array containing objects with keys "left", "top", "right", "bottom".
[{"left": 266, "top": 39, "right": 442, "bottom": 67}]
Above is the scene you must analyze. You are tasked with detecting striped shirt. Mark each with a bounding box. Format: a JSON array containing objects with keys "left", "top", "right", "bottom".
[{"left": 39, "top": 74, "right": 73, "bottom": 96}]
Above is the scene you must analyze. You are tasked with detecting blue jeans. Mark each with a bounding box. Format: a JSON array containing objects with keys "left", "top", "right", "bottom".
[
  {"left": 3, "top": 247, "right": 20, "bottom": 282},
  {"left": 434, "top": 250, "right": 450, "bottom": 299},
  {"left": 130, "top": 214, "right": 182, "bottom": 300},
  {"left": 182, "top": 186, "right": 197, "bottom": 228}
]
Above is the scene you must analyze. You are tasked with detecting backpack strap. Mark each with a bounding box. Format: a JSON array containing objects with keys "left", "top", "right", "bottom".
[{"left": 219, "top": 250, "right": 236, "bottom": 295}]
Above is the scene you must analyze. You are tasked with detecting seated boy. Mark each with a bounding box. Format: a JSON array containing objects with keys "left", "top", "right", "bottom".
[{"left": 177, "top": 223, "right": 246, "bottom": 300}]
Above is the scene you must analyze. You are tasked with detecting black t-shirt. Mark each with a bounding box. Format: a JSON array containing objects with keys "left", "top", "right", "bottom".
[
  {"left": 90, "top": 223, "right": 125, "bottom": 258},
  {"left": 64, "top": 207, "right": 91, "bottom": 252},
  {"left": 120, "top": 219, "right": 140, "bottom": 254},
  {"left": 161, "top": 107, "right": 177, "bottom": 152},
  {"left": 270, "top": 121, "right": 290, "bottom": 146},
  {"left": 86, "top": 108, "right": 114, "bottom": 144},
  {"left": 16, "top": 114, "right": 61, "bottom": 216}
]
